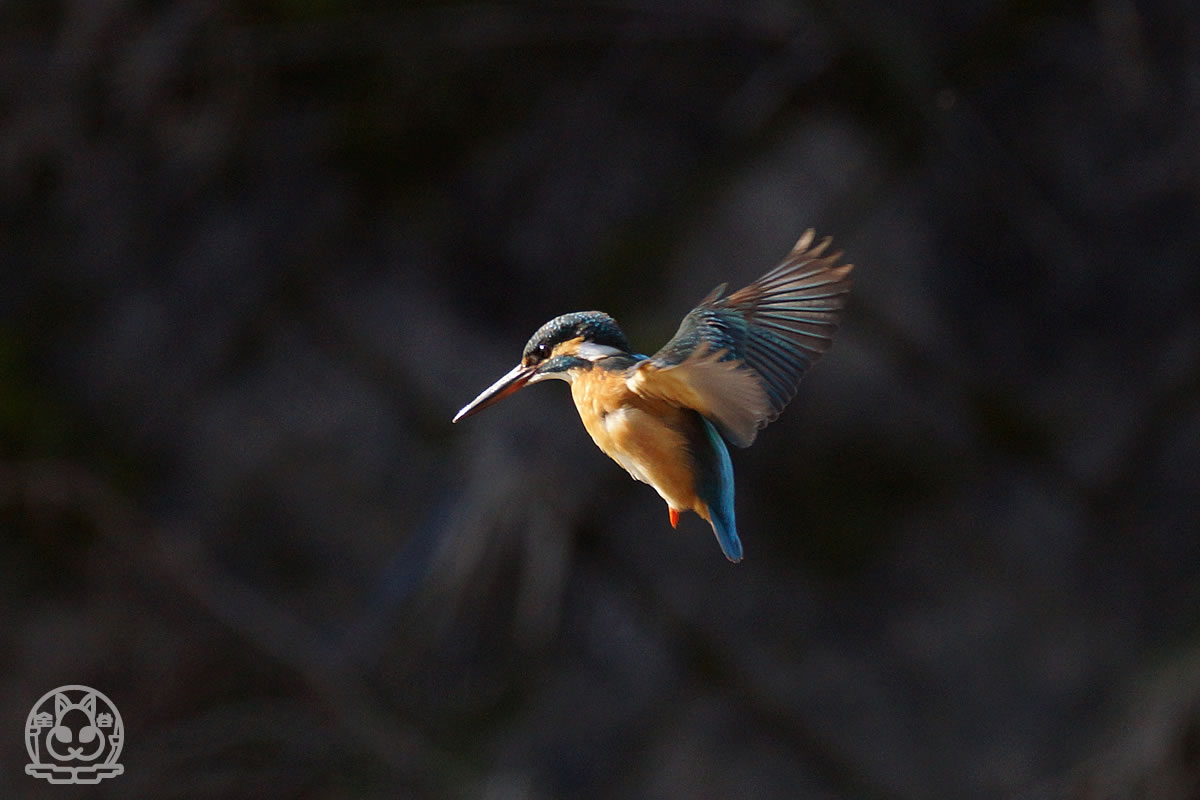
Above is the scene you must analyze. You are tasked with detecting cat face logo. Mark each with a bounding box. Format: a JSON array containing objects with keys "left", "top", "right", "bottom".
[{"left": 25, "top": 686, "right": 124, "bottom": 784}]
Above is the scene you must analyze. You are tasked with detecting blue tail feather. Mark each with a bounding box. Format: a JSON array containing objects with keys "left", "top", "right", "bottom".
[{"left": 698, "top": 417, "right": 742, "bottom": 562}]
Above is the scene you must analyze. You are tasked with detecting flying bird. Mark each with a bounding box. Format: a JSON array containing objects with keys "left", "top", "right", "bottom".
[{"left": 453, "top": 230, "right": 853, "bottom": 562}]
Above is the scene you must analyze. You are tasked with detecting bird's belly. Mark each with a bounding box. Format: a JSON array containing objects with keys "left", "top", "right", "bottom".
[{"left": 577, "top": 401, "right": 701, "bottom": 514}]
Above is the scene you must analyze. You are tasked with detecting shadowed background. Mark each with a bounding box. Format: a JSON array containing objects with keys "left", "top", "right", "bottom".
[{"left": 3, "top": 0, "right": 1199, "bottom": 798}]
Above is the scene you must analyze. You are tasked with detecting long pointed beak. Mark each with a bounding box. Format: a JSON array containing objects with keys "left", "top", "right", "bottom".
[{"left": 452, "top": 363, "right": 536, "bottom": 422}]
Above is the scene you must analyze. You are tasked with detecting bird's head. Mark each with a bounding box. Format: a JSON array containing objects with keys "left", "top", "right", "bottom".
[{"left": 453, "top": 311, "right": 632, "bottom": 422}]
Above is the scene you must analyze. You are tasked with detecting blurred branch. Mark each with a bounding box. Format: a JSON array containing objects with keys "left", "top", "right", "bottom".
[{"left": 2, "top": 458, "right": 470, "bottom": 794}]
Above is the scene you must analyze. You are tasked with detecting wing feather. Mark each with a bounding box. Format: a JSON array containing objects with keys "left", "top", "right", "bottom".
[{"left": 629, "top": 230, "right": 853, "bottom": 447}]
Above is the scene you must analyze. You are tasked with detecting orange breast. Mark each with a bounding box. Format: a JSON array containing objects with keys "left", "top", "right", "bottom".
[{"left": 570, "top": 369, "right": 706, "bottom": 517}]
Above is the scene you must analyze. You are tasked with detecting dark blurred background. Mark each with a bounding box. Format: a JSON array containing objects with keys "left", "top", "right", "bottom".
[{"left": 2, "top": 0, "right": 1199, "bottom": 798}]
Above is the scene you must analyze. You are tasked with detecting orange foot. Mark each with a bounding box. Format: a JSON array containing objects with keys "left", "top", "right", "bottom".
[{"left": 668, "top": 507, "right": 680, "bottom": 529}]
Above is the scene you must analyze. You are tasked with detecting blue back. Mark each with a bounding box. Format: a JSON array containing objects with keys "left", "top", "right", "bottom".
[{"left": 697, "top": 417, "right": 742, "bottom": 562}]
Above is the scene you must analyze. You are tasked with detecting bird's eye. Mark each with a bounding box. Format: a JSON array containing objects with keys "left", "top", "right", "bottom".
[{"left": 535, "top": 343, "right": 551, "bottom": 360}]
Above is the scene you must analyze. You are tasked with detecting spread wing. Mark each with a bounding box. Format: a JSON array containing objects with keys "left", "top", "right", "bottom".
[{"left": 628, "top": 230, "right": 853, "bottom": 447}]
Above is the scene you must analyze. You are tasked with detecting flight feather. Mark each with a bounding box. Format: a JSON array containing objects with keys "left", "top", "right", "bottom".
[{"left": 629, "top": 230, "right": 853, "bottom": 447}]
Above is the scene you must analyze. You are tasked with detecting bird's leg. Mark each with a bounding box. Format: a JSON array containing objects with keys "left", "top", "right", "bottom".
[{"left": 668, "top": 507, "right": 681, "bottom": 528}]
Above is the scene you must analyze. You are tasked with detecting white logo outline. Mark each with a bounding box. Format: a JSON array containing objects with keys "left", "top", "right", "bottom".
[{"left": 25, "top": 685, "right": 125, "bottom": 785}]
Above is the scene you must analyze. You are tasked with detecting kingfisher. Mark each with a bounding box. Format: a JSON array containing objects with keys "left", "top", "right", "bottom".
[{"left": 453, "top": 230, "right": 853, "bottom": 562}]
